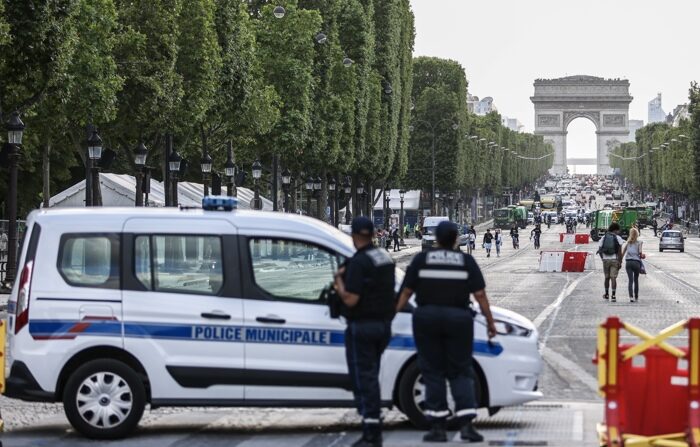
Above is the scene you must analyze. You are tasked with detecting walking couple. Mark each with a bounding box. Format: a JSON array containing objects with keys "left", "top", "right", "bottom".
[{"left": 598, "top": 223, "right": 645, "bottom": 303}]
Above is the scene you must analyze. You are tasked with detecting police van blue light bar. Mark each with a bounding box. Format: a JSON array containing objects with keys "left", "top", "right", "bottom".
[{"left": 202, "top": 196, "right": 238, "bottom": 211}]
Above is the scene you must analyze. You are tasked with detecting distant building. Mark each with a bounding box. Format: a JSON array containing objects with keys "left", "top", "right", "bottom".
[
  {"left": 501, "top": 116, "right": 524, "bottom": 132},
  {"left": 648, "top": 93, "right": 666, "bottom": 123},
  {"left": 669, "top": 104, "right": 689, "bottom": 127},
  {"left": 467, "top": 94, "right": 497, "bottom": 116},
  {"left": 627, "top": 119, "right": 644, "bottom": 142}
]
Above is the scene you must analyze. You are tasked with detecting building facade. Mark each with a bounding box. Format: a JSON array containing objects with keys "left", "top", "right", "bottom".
[{"left": 648, "top": 93, "right": 666, "bottom": 123}]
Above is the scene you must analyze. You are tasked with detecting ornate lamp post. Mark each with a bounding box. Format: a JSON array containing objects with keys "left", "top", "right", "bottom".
[
  {"left": 273, "top": 5, "right": 286, "bottom": 18},
  {"left": 134, "top": 142, "right": 148, "bottom": 206},
  {"left": 343, "top": 177, "right": 352, "bottom": 223},
  {"left": 87, "top": 130, "right": 103, "bottom": 207},
  {"left": 305, "top": 176, "right": 314, "bottom": 216},
  {"left": 224, "top": 143, "right": 236, "bottom": 197},
  {"left": 281, "top": 168, "right": 292, "bottom": 212},
  {"left": 200, "top": 151, "right": 213, "bottom": 197},
  {"left": 399, "top": 189, "right": 406, "bottom": 235},
  {"left": 313, "top": 175, "right": 322, "bottom": 219},
  {"left": 252, "top": 160, "right": 263, "bottom": 210},
  {"left": 356, "top": 182, "right": 365, "bottom": 216},
  {"left": 4, "top": 112, "right": 25, "bottom": 285},
  {"left": 384, "top": 188, "right": 391, "bottom": 229},
  {"left": 168, "top": 150, "right": 182, "bottom": 206},
  {"left": 328, "top": 176, "right": 337, "bottom": 226}
]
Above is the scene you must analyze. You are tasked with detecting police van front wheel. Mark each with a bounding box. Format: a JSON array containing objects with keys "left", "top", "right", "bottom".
[
  {"left": 63, "top": 359, "right": 146, "bottom": 439},
  {"left": 397, "top": 360, "right": 485, "bottom": 430}
]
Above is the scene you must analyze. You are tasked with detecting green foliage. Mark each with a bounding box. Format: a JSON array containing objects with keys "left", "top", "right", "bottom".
[{"left": 611, "top": 89, "right": 698, "bottom": 199}]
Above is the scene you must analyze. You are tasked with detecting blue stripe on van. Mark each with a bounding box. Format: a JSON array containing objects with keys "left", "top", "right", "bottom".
[{"left": 27, "top": 319, "right": 503, "bottom": 356}]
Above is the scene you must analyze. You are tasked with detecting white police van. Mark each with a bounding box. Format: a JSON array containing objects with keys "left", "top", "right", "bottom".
[{"left": 4, "top": 197, "right": 542, "bottom": 439}]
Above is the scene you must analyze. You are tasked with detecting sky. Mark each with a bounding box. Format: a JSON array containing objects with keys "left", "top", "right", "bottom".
[{"left": 409, "top": 0, "right": 699, "bottom": 173}]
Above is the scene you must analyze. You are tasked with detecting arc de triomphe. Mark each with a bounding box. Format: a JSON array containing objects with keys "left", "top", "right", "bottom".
[{"left": 530, "top": 75, "right": 633, "bottom": 175}]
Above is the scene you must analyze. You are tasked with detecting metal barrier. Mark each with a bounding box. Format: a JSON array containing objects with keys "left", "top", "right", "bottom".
[{"left": 595, "top": 317, "right": 700, "bottom": 446}]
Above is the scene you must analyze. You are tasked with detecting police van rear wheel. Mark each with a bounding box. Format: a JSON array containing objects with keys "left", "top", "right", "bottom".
[
  {"left": 397, "top": 360, "right": 485, "bottom": 430},
  {"left": 63, "top": 359, "right": 146, "bottom": 439}
]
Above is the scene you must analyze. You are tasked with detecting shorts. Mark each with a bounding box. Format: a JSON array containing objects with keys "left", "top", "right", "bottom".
[
  {"left": 484, "top": 243, "right": 492, "bottom": 250},
  {"left": 603, "top": 259, "right": 620, "bottom": 279}
]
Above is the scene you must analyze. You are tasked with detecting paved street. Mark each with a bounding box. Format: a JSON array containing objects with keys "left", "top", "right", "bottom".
[{"left": 2, "top": 216, "right": 699, "bottom": 446}]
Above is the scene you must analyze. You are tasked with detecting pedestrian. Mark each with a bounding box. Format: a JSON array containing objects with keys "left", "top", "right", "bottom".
[
  {"left": 396, "top": 221, "right": 497, "bottom": 443},
  {"left": 495, "top": 228, "right": 503, "bottom": 257},
  {"left": 415, "top": 221, "right": 422, "bottom": 240},
  {"left": 530, "top": 224, "right": 542, "bottom": 249},
  {"left": 483, "top": 229, "right": 494, "bottom": 257},
  {"left": 621, "top": 227, "right": 645, "bottom": 303},
  {"left": 510, "top": 224, "right": 519, "bottom": 249},
  {"left": 597, "top": 222, "right": 625, "bottom": 303},
  {"left": 392, "top": 226, "right": 401, "bottom": 252},
  {"left": 468, "top": 225, "right": 477, "bottom": 253},
  {"left": 333, "top": 217, "right": 396, "bottom": 447}
]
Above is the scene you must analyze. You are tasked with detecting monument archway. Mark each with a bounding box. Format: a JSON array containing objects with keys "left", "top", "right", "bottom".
[{"left": 530, "top": 75, "right": 633, "bottom": 175}]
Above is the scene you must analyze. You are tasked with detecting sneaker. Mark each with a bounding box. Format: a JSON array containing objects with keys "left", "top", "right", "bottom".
[
  {"left": 603, "top": 294, "right": 609, "bottom": 300},
  {"left": 611, "top": 297, "right": 616, "bottom": 303},
  {"left": 634, "top": 296, "right": 638, "bottom": 302},
  {"left": 423, "top": 422, "right": 448, "bottom": 443},
  {"left": 630, "top": 297, "right": 634, "bottom": 303},
  {"left": 460, "top": 420, "right": 484, "bottom": 442}
]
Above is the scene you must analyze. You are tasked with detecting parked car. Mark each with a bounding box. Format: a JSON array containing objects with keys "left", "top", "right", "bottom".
[{"left": 659, "top": 230, "right": 684, "bottom": 252}]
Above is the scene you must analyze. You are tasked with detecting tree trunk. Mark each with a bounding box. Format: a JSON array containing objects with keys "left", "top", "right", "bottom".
[{"left": 42, "top": 141, "right": 51, "bottom": 207}]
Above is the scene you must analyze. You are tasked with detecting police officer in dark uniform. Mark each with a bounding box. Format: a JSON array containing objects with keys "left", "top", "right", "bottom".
[
  {"left": 334, "top": 217, "right": 396, "bottom": 447},
  {"left": 396, "top": 221, "right": 497, "bottom": 443}
]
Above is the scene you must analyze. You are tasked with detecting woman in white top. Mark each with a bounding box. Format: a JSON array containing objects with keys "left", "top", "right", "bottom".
[{"left": 621, "top": 227, "right": 644, "bottom": 302}]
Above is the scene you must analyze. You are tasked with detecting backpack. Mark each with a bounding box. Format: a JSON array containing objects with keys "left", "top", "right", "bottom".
[{"left": 601, "top": 233, "right": 618, "bottom": 255}]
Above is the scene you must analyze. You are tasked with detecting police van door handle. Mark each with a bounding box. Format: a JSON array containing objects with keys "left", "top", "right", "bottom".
[
  {"left": 201, "top": 311, "right": 231, "bottom": 320},
  {"left": 256, "top": 315, "right": 286, "bottom": 324}
]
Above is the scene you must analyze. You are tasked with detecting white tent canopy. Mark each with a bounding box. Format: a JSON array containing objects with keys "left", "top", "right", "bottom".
[
  {"left": 373, "top": 189, "right": 421, "bottom": 211},
  {"left": 48, "top": 173, "right": 273, "bottom": 210}
]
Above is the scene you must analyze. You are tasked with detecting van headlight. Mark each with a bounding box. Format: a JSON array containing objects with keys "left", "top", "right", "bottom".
[{"left": 494, "top": 319, "right": 532, "bottom": 337}]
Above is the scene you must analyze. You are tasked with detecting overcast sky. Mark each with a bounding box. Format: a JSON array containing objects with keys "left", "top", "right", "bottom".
[{"left": 410, "top": 0, "right": 699, "bottom": 172}]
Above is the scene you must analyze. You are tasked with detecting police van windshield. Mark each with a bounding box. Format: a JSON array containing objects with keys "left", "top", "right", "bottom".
[{"left": 424, "top": 226, "right": 437, "bottom": 235}]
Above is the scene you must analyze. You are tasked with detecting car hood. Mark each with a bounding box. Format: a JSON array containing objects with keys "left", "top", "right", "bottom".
[{"left": 486, "top": 306, "right": 536, "bottom": 330}]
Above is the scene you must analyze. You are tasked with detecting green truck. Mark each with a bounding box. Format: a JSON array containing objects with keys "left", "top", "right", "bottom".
[
  {"left": 627, "top": 206, "right": 653, "bottom": 228},
  {"left": 590, "top": 209, "right": 638, "bottom": 241},
  {"left": 494, "top": 206, "right": 528, "bottom": 229}
]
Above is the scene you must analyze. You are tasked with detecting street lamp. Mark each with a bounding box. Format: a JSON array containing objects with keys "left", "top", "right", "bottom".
[
  {"left": 343, "top": 177, "right": 352, "bottom": 223},
  {"left": 251, "top": 160, "right": 263, "bottom": 210},
  {"left": 168, "top": 150, "right": 181, "bottom": 206},
  {"left": 382, "top": 80, "right": 393, "bottom": 95},
  {"left": 281, "top": 168, "right": 292, "bottom": 212},
  {"left": 273, "top": 5, "right": 285, "bottom": 18},
  {"left": 224, "top": 143, "right": 236, "bottom": 197},
  {"left": 356, "top": 182, "right": 365, "bottom": 216},
  {"left": 315, "top": 32, "right": 327, "bottom": 45},
  {"left": 201, "top": 151, "right": 213, "bottom": 196},
  {"left": 343, "top": 56, "right": 354, "bottom": 68},
  {"left": 4, "top": 112, "right": 24, "bottom": 285},
  {"left": 328, "top": 176, "right": 337, "bottom": 226},
  {"left": 399, "top": 189, "right": 406, "bottom": 238},
  {"left": 384, "top": 188, "right": 391, "bottom": 229},
  {"left": 86, "top": 130, "right": 103, "bottom": 207},
  {"left": 134, "top": 142, "right": 148, "bottom": 206},
  {"left": 313, "top": 175, "right": 322, "bottom": 218}
]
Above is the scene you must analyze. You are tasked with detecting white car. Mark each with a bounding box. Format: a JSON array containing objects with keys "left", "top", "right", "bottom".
[{"left": 4, "top": 200, "right": 542, "bottom": 439}]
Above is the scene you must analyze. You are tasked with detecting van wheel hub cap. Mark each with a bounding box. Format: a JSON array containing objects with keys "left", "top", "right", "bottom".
[{"left": 76, "top": 372, "right": 132, "bottom": 428}]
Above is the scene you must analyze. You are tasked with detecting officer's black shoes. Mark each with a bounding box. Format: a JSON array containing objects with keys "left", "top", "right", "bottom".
[
  {"left": 423, "top": 421, "right": 448, "bottom": 442},
  {"left": 351, "top": 434, "right": 382, "bottom": 447},
  {"left": 460, "top": 420, "right": 484, "bottom": 443}
]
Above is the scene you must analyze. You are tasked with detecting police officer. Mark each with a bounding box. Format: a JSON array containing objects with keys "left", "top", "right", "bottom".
[
  {"left": 334, "top": 217, "right": 396, "bottom": 447},
  {"left": 396, "top": 221, "right": 497, "bottom": 443}
]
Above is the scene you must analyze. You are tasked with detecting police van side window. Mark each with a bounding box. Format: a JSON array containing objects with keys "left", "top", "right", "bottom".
[
  {"left": 134, "top": 235, "right": 224, "bottom": 295},
  {"left": 249, "top": 238, "right": 340, "bottom": 302},
  {"left": 58, "top": 234, "right": 119, "bottom": 288}
]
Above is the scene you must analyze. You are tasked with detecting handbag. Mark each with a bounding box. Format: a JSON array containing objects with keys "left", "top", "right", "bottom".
[{"left": 640, "top": 260, "right": 647, "bottom": 275}]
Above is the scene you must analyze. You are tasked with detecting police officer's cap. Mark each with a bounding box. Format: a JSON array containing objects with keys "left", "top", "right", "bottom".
[
  {"left": 351, "top": 216, "right": 374, "bottom": 236},
  {"left": 436, "top": 221, "right": 458, "bottom": 246}
]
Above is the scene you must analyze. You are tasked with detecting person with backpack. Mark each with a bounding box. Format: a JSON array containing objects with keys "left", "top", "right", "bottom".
[
  {"left": 530, "top": 224, "right": 542, "bottom": 249},
  {"left": 597, "top": 222, "right": 625, "bottom": 302},
  {"left": 509, "top": 224, "right": 519, "bottom": 249},
  {"left": 621, "top": 227, "right": 645, "bottom": 303}
]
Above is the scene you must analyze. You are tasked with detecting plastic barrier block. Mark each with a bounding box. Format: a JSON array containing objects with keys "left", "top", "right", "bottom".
[
  {"left": 562, "top": 251, "right": 587, "bottom": 272},
  {"left": 561, "top": 234, "right": 576, "bottom": 244},
  {"left": 539, "top": 251, "right": 565, "bottom": 272},
  {"left": 618, "top": 345, "right": 689, "bottom": 436},
  {"left": 584, "top": 253, "right": 596, "bottom": 270},
  {"left": 575, "top": 234, "right": 590, "bottom": 244}
]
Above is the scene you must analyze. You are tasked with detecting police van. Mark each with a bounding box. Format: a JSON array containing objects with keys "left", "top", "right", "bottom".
[{"left": 4, "top": 198, "right": 542, "bottom": 439}]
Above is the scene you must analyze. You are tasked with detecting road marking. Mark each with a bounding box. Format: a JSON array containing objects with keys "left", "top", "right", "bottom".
[
  {"left": 572, "top": 410, "right": 584, "bottom": 441},
  {"left": 533, "top": 271, "right": 593, "bottom": 329},
  {"left": 541, "top": 346, "right": 599, "bottom": 393}
]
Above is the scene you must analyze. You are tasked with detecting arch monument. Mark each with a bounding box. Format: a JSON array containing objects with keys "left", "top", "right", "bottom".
[{"left": 530, "top": 75, "right": 633, "bottom": 175}]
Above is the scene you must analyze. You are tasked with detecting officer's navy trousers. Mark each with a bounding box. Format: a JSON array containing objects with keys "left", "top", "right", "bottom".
[
  {"left": 345, "top": 320, "right": 392, "bottom": 425},
  {"left": 413, "top": 305, "right": 477, "bottom": 421}
]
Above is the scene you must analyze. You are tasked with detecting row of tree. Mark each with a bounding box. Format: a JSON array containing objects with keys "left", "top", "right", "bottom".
[
  {"left": 610, "top": 82, "right": 700, "bottom": 199},
  {"left": 0, "top": 0, "right": 414, "bottom": 214},
  {"left": 406, "top": 57, "right": 553, "bottom": 203}
]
